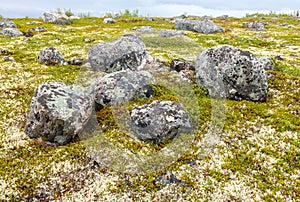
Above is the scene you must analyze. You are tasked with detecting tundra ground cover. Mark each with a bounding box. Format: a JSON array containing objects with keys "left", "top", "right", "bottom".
[{"left": 0, "top": 15, "right": 299, "bottom": 201}]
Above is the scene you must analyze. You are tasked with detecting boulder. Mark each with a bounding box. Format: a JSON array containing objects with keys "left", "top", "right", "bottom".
[
  {"left": 43, "top": 12, "right": 60, "bottom": 22},
  {"left": 0, "top": 19, "right": 17, "bottom": 28},
  {"left": 94, "top": 69, "right": 155, "bottom": 109},
  {"left": 103, "top": 18, "right": 116, "bottom": 24},
  {"left": 0, "top": 28, "right": 23, "bottom": 37},
  {"left": 242, "top": 21, "right": 266, "bottom": 31},
  {"left": 195, "top": 45, "right": 268, "bottom": 102},
  {"left": 174, "top": 19, "right": 225, "bottom": 34},
  {"left": 159, "top": 29, "right": 186, "bottom": 37},
  {"left": 88, "top": 34, "right": 149, "bottom": 72},
  {"left": 38, "top": 47, "right": 67, "bottom": 65},
  {"left": 25, "top": 82, "right": 93, "bottom": 145},
  {"left": 129, "top": 100, "right": 192, "bottom": 144}
]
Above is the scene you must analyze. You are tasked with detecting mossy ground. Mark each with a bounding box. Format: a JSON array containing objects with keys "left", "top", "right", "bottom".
[{"left": 0, "top": 15, "right": 299, "bottom": 201}]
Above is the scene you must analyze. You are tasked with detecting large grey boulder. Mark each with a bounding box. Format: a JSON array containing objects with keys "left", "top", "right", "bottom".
[
  {"left": 38, "top": 47, "right": 67, "bottom": 65},
  {"left": 174, "top": 19, "right": 225, "bottom": 34},
  {"left": 196, "top": 45, "right": 268, "bottom": 102},
  {"left": 94, "top": 69, "right": 155, "bottom": 109},
  {"left": 0, "top": 28, "right": 23, "bottom": 37},
  {"left": 129, "top": 100, "right": 192, "bottom": 144},
  {"left": 0, "top": 19, "right": 17, "bottom": 28},
  {"left": 43, "top": 12, "right": 59, "bottom": 22},
  {"left": 88, "top": 34, "right": 149, "bottom": 72},
  {"left": 25, "top": 82, "right": 93, "bottom": 145}
]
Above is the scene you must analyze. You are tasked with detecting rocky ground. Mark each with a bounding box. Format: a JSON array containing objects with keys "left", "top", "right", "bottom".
[{"left": 0, "top": 13, "right": 299, "bottom": 201}]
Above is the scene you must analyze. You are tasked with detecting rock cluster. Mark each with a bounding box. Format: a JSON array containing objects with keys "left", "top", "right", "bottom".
[
  {"left": 26, "top": 23, "right": 271, "bottom": 146},
  {"left": 174, "top": 19, "right": 225, "bottom": 34}
]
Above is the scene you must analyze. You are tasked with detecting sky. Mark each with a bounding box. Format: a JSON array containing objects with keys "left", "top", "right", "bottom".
[{"left": 0, "top": 0, "right": 299, "bottom": 18}]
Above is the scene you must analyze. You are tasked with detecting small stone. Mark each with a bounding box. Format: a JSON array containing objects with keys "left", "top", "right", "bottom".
[{"left": 38, "top": 47, "right": 67, "bottom": 66}]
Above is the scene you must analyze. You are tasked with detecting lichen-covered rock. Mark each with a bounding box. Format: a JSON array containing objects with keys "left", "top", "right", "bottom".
[
  {"left": 25, "top": 82, "right": 93, "bottom": 145},
  {"left": 159, "top": 29, "right": 186, "bottom": 37},
  {"left": 129, "top": 100, "right": 191, "bottom": 143},
  {"left": 38, "top": 47, "right": 67, "bottom": 65},
  {"left": 29, "top": 26, "right": 47, "bottom": 32},
  {"left": 88, "top": 34, "right": 149, "bottom": 72},
  {"left": 196, "top": 45, "right": 268, "bottom": 102},
  {"left": 0, "top": 19, "right": 17, "bottom": 28},
  {"left": 43, "top": 12, "right": 60, "bottom": 22},
  {"left": 0, "top": 28, "right": 23, "bottom": 37},
  {"left": 94, "top": 69, "right": 155, "bottom": 108},
  {"left": 174, "top": 19, "right": 225, "bottom": 34},
  {"left": 242, "top": 21, "right": 266, "bottom": 31}
]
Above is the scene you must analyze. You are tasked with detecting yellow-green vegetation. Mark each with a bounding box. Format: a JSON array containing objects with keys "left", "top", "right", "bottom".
[{"left": 0, "top": 14, "right": 299, "bottom": 201}]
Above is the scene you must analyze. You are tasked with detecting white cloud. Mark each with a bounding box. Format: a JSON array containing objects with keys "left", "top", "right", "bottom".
[{"left": 0, "top": 0, "right": 299, "bottom": 18}]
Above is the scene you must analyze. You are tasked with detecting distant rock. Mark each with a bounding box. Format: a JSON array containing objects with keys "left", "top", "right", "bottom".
[
  {"left": 279, "top": 22, "right": 289, "bottom": 27},
  {"left": 54, "top": 18, "right": 72, "bottom": 25},
  {"left": 242, "top": 21, "right": 266, "bottom": 31},
  {"left": 129, "top": 100, "right": 192, "bottom": 144},
  {"left": 0, "top": 18, "right": 17, "bottom": 28},
  {"left": 88, "top": 34, "right": 150, "bottom": 72},
  {"left": 216, "top": 15, "right": 229, "bottom": 19},
  {"left": 174, "top": 19, "right": 225, "bottom": 34},
  {"left": 138, "top": 26, "right": 155, "bottom": 33},
  {"left": 196, "top": 45, "right": 268, "bottom": 102},
  {"left": 159, "top": 29, "right": 186, "bottom": 37},
  {"left": 103, "top": 18, "right": 116, "bottom": 24},
  {"left": 38, "top": 47, "right": 67, "bottom": 65},
  {"left": 25, "top": 27, "right": 47, "bottom": 37},
  {"left": 43, "top": 12, "right": 72, "bottom": 25},
  {"left": 43, "top": 12, "right": 59, "bottom": 22},
  {"left": 0, "top": 28, "right": 23, "bottom": 37},
  {"left": 25, "top": 82, "right": 93, "bottom": 145},
  {"left": 94, "top": 69, "right": 155, "bottom": 109}
]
